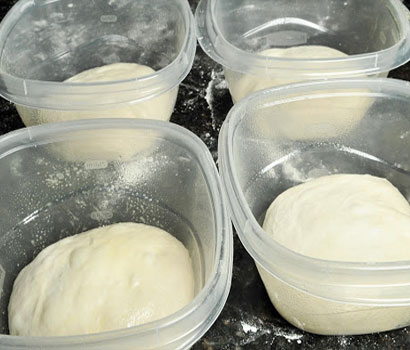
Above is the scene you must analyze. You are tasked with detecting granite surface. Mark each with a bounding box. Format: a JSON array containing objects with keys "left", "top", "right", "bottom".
[{"left": 2, "top": 0, "right": 410, "bottom": 349}]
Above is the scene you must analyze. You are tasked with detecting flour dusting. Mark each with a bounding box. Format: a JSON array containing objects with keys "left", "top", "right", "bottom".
[
  {"left": 205, "top": 69, "right": 226, "bottom": 119},
  {"left": 271, "top": 326, "right": 303, "bottom": 341},
  {"left": 234, "top": 312, "right": 304, "bottom": 346},
  {"left": 241, "top": 321, "right": 258, "bottom": 334}
]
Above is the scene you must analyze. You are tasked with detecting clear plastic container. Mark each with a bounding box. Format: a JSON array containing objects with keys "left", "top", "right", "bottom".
[
  {"left": 196, "top": 0, "right": 410, "bottom": 102},
  {"left": 219, "top": 78, "right": 410, "bottom": 335},
  {"left": 0, "top": 119, "right": 232, "bottom": 349},
  {"left": 0, "top": 0, "right": 196, "bottom": 122}
]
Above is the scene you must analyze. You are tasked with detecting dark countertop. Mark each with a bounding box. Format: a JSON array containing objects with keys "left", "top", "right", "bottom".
[{"left": 2, "top": 1, "right": 410, "bottom": 349}]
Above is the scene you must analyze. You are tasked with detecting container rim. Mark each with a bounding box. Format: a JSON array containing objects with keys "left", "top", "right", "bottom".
[
  {"left": 0, "top": 0, "right": 197, "bottom": 110},
  {"left": 196, "top": 0, "right": 410, "bottom": 77},
  {"left": 0, "top": 119, "right": 233, "bottom": 349},
  {"left": 219, "top": 78, "right": 410, "bottom": 306}
]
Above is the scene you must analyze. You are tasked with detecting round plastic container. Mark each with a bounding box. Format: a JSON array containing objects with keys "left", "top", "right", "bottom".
[
  {"left": 0, "top": 0, "right": 196, "bottom": 123},
  {"left": 0, "top": 119, "right": 232, "bottom": 349},
  {"left": 219, "top": 78, "right": 410, "bottom": 335},
  {"left": 196, "top": 0, "right": 410, "bottom": 102}
]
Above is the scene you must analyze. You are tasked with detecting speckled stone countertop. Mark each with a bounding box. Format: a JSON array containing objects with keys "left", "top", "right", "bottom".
[{"left": 2, "top": 0, "right": 410, "bottom": 349}]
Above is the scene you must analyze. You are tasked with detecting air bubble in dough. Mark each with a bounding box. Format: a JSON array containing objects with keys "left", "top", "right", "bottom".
[
  {"left": 8, "top": 222, "right": 195, "bottom": 336},
  {"left": 260, "top": 174, "right": 410, "bottom": 335}
]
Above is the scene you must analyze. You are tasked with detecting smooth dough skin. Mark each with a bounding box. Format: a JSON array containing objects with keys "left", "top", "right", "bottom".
[
  {"left": 17, "top": 63, "right": 178, "bottom": 162},
  {"left": 8, "top": 223, "right": 195, "bottom": 336},
  {"left": 259, "top": 174, "right": 410, "bottom": 335},
  {"left": 263, "top": 174, "right": 410, "bottom": 262},
  {"left": 17, "top": 63, "right": 178, "bottom": 125},
  {"left": 225, "top": 46, "right": 371, "bottom": 140},
  {"left": 225, "top": 45, "right": 348, "bottom": 103}
]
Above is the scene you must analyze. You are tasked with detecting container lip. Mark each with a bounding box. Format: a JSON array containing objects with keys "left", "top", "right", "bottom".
[
  {"left": 0, "top": 0, "right": 197, "bottom": 109},
  {"left": 0, "top": 119, "right": 233, "bottom": 349},
  {"left": 219, "top": 78, "right": 410, "bottom": 306},
  {"left": 196, "top": 0, "right": 410, "bottom": 77}
]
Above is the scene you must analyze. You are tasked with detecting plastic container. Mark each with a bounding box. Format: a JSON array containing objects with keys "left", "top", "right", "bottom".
[
  {"left": 0, "top": 119, "right": 232, "bottom": 349},
  {"left": 219, "top": 78, "right": 410, "bottom": 335},
  {"left": 0, "top": 0, "right": 196, "bottom": 123},
  {"left": 196, "top": 0, "right": 410, "bottom": 102}
]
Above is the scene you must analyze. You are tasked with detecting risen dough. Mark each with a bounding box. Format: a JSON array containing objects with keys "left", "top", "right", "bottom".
[
  {"left": 226, "top": 46, "right": 348, "bottom": 103},
  {"left": 264, "top": 174, "right": 410, "bottom": 261},
  {"left": 225, "top": 46, "right": 371, "bottom": 140},
  {"left": 17, "top": 63, "right": 178, "bottom": 162},
  {"left": 260, "top": 174, "right": 410, "bottom": 335},
  {"left": 17, "top": 63, "right": 178, "bottom": 124},
  {"left": 8, "top": 222, "right": 195, "bottom": 336}
]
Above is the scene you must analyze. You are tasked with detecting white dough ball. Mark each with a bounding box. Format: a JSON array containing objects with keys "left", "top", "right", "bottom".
[
  {"left": 17, "top": 63, "right": 178, "bottom": 124},
  {"left": 263, "top": 174, "right": 410, "bottom": 262},
  {"left": 8, "top": 222, "right": 195, "bottom": 336},
  {"left": 16, "top": 63, "right": 178, "bottom": 162},
  {"left": 260, "top": 174, "right": 410, "bottom": 335},
  {"left": 226, "top": 46, "right": 348, "bottom": 103},
  {"left": 225, "top": 45, "right": 348, "bottom": 103},
  {"left": 225, "top": 46, "right": 372, "bottom": 140}
]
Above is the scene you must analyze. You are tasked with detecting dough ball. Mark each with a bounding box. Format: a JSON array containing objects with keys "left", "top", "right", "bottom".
[
  {"left": 225, "top": 46, "right": 371, "bottom": 140},
  {"left": 263, "top": 174, "right": 410, "bottom": 262},
  {"left": 16, "top": 63, "right": 178, "bottom": 162},
  {"left": 8, "top": 222, "right": 195, "bottom": 336},
  {"left": 226, "top": 46, "right": 348, "bottom": 103},
  {"left": 260, "top": 174, "right": 410, "bottom": 335},
  {"left": 17, "top": 63, "right": 177, "bottom": 124}
]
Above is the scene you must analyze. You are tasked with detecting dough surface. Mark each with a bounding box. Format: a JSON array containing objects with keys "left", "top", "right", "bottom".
[
  {"left": 225, "top": 46, "right": 371, "bottom": 140},
  {"left": 263, "top": 174, "right": 410, "bottom": 261},
  {"left": 8, "top": 222, "right": 195, "bottom": 336},
  {"left": 18, "top": 62, "right": 178, "bottom": 124},
  {"left": 260, "top": 174, "right": 410, "bottom": 335},
  {"left": 17, "top": 63, "right": 178, "bottom": 162},
  {"left": 226, "top": 45, "right": 348, "bottom": 103}
]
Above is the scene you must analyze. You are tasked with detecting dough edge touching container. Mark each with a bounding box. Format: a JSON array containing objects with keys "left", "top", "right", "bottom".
[
  {"left": 218, "top": 78, "right": 410, "bottom": 335},
  {"left": 0, "top": 119, "right": 233, "bottom": 350}
]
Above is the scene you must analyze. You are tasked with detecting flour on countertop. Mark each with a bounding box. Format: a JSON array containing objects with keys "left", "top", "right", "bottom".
[
  {"left": 241, "top": 321, "right": 258, "bottom": 334},
  {"left": 271, "top": 326, "right": 304, "bottom": 341},
  {"left": 205, "top": 69, "right": 227, "bottom": 119},
  {"left": 232, "top": 312, "right": 304, "bottom": 347}
]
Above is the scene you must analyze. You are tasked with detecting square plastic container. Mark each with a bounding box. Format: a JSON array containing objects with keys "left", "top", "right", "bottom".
[
  {"left": 0, "top": 0, "right": 196, "bottom": 123},
  {"left": 219, "top": 78, "right": 410, "bottom": 335},
  {"left": 0, "top": 119, "right": 232, "bottom": 349},
  {"left": 196, "top": 0, "right": 410, "bottom": 102}
]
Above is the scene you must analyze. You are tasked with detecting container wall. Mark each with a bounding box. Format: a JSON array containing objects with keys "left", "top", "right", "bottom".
[
  {"left": 215, "top": 0, "right": 402, "bottom": 54},
  {"left": 0, "top": 0, "right": 187, "bottom": 81},
  {"left": 230, "top": 84, "right": 410, "bottom": 224},
  {"left": 0, "top": 126, "right": 216, "bottom": 334},
  {"left": 257, "top": 264, "right": 410, "bottom": 335}
]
